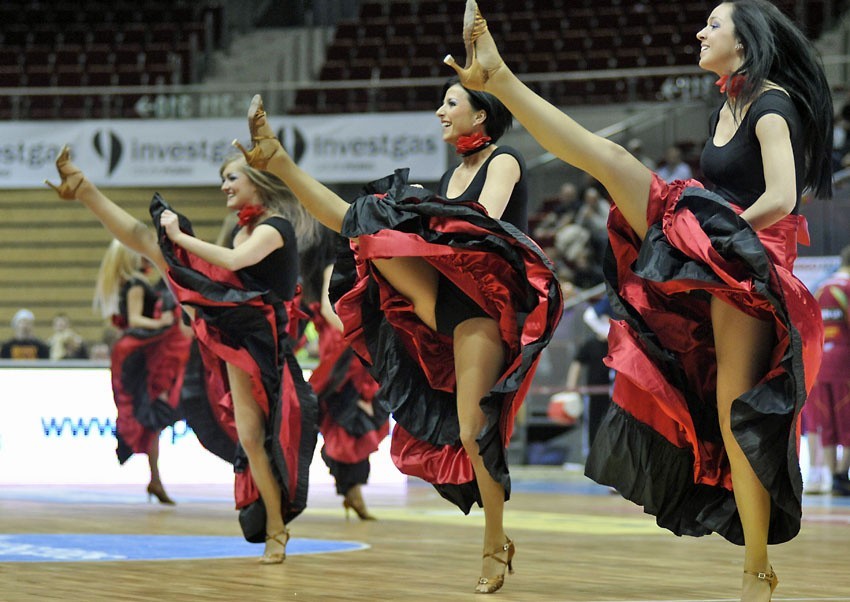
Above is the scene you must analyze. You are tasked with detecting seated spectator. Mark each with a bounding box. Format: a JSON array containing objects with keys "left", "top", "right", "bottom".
[
  {"left": 656, "top": 144, "right": 693, "bottom": 183},
  {"left": 532, "top": 181, "right": 580, "bottom": 243},
  {"left": 48, "top": 312, "right": 89, "bottom": 360},
  {"left": 1, "top": 309, "right": 50, "bottom": 360},
  {"left": 574, "top": 186, "right": 611, "bottom": 259},
  {"left": 832, "top": 100, "right": 850, "bottom": 172}
]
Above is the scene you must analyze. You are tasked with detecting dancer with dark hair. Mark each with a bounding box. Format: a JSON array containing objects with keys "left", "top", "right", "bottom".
[
  {"left": 446, "top": 1, "right": 832, "bottom": 599},
  {"left": 46, "top": 149, "right": 319, "bottom": 565},
  {"left": 93, "top": 239, "right": 191, "bottom": 505},
  {"left": 232, "top": 78, "right": 561, "bottom": 592},
  {"left": 301, "top": 227, "right": 389, "bottom": 520}
]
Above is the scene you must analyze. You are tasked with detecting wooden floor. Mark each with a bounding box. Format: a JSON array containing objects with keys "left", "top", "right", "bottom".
[{"left": 2, "top": 468, "right": 849, "bottom": 602}]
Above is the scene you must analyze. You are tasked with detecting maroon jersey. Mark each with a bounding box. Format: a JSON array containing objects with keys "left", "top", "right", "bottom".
[{"left": 815, "top": 271, "right": 850, "bottom": 379}]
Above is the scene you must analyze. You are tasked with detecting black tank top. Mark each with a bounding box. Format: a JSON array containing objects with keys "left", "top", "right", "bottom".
[
  {"left": 700, "top": 90, "right": 805, "bottom": 213},
  {"left": 235, "top": 216, "right": 298, "bottom": 301},
  {"left": 119, "top": 277, "right": 158, "bottom": 320},
  {"left": 438, "top": 146, "right": 529, "bottom": 233}
]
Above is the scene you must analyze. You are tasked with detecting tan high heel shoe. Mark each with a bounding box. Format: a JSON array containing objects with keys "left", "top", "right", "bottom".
[
  {"left": 444, "top": 0, "right": 505, "bottom": 89},
  {"left": 342, "top": 489, "right": 377, "bottom": 521},
  {"left": 232, "top": 94, "right": 282, "bottom": 170},
  {"left": 44, "top": 145, "right": 86, "bottom": 200},
  {"left": 743, "top": 566, "right": 778, "bottom": 598},
  {"left": 475, "top": 537, "right": 515, "bottom": 594},
  {"left": 259, "top": 528, "right": 290, "bottom": 565},
  {"left": 146, "top": 482, "right": 176, "bottom": 505}
]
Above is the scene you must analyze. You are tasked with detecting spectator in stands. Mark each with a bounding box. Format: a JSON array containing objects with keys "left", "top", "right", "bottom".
[
  {"left": 574, "top": 185, "right": 610, "bottom": 258},
  {"left": 1, "top": 308, "right": 50, "bottom": 360},
  {"left": 48, "top": 312, "right": 89, "bottom": 360},
  {"left": 831, "top": 99, "right": 850, "bottom": 172},
  {"left": 656, "top": 144, "right": 693, "bottom": 183},
  {"left": 803, "top": 245, "right": 850, "bottom": 496},
  {"left": 236, "top": 79, "right": 560, "bottom": 594},
  {"left": 46, "top": 146, "right": 319, "bottom": 565},
  {"left": 532, "top": 182, "right": 579, "bottom": 238},
  {"left": 92, "top": 239, "right": 191, "bottom": 505},
  {"left": 563, "top": 296, "right": 612, "bottom": 450},
  {"left": 447, "top": 0, "right": 833, "bottom": 598}
]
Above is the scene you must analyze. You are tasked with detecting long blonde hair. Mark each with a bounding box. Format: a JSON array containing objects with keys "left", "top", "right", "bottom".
[
  {"left": 220, "top": 155, "right": 320, "bottom": 249},
  {"left": 93, "top": 240, "right": 146, "bottom": 318}
]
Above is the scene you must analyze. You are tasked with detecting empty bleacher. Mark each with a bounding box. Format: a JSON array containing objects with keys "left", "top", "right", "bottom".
[
  {"left": 290, "top": 0, "right": 836, "bottom": 114},
  {"left": 0, "top": 0, "right": 223, "bottom": 120}
]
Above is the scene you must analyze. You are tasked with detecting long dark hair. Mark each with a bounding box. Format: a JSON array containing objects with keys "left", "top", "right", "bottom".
[{"left": 728, "top": 0, "right": 833, "bottom": 198}]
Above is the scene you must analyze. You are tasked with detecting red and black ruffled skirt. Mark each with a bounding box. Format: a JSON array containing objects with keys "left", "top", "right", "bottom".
[
  {"left": 585, "top": 174, "right": 823, "bottom": 545},
  {"left": 328, "top": 169, "right": 563, "bottom": 513},
  {"left": 151, "top": 194, "right": 318, "bottom": 543},
  {"left": 309, "top": 302, "right": 390, "bottom": 466},
  {"left": 112, "top": 318, "right": 191, "bottom": 464}
]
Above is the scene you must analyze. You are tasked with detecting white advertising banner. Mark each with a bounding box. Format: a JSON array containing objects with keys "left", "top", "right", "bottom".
[
  {"left": 0, "top": 365, "right": 404, "bottom": 486},
  {"left": 0, "top": 113, "right": 447, "bottom": 188}
]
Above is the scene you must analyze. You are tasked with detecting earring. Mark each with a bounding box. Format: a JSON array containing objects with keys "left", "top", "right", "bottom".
[{"left": 735, "top": 43, "right": 743, "bottom": 50}]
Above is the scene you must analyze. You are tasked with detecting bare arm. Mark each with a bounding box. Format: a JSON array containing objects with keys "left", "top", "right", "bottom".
[
  {"left": 565, "top": 359, "right": 583, "bottom": 391},
  {"left": 320, "top": 264, "right": 344, "bottom": 332},
  {"left": 161, "top": 210, "right": 283, "bottom": 271},
  {"left": 478, "top": 153, "right": 521, "bottom": 219},
  {"left": 739, "top": 114, "right": 797, "bottom": 231},
  {"left": 126, "top": 284, "right": 174, "bottom": 330}
]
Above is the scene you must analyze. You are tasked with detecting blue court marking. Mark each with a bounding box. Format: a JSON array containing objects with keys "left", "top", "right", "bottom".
[{"left": 0, "top": 534, "right": 368, "bottom": 563}]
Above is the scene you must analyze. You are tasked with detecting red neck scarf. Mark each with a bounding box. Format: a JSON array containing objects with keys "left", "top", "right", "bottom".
[
  {"left": 715, "top": 74, "right": 746, "bottom": 98},
  {"left": 237, "top": 203, "right": 267, "bottom": 227},
  {"left": 455, "top": 132, "right": 493, "bottom": 156}
]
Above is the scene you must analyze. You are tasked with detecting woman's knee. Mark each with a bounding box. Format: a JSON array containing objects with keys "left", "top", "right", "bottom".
[
  {"left": 459, "top": 428, "right": 481, "bottom": 457},
  {"left": 238, "top": 424, "right": 267, "bottom": 457}
]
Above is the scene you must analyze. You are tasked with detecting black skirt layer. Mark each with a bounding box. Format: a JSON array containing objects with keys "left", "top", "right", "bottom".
[{"left": 329, "top": 169, "right": 562, "bottom": 513}]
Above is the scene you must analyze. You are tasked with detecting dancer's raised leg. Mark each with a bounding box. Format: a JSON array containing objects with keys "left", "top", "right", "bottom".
[{"left": 445, "top": 0, "right": 653, "bottom": 238}]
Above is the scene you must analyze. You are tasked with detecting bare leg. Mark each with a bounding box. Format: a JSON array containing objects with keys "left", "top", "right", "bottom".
[
  {"left": 371, "top": 257, "right": 440, "bottom": 330},
  {"left": 823, "top": 444, "right": 838, "bottom": 474},
  {"left": 839, "top": 445, "right": 850, "bottom": 475},
  {"left": 373, "top": 258, "right": 514, "bottom": 588},
  {"left": 148, "top": 429, "right": 162, "bottom": 486},
  {"left": 445, "top": 1, "right": 654, "bottom": 238},
  {"left": 145, "top": 424, "right": 175, "bottom": 505},
  {"left": 454, "top": 317, "right": 509, "bottom": 591},
  {"left": 226, "top": 363, "right": 287, "bottom": 560},
  {"left": 712, "top": 298, "right": 775, "bottom": 601}
]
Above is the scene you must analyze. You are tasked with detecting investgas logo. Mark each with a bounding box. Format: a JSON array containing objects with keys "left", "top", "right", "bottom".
[{"left": 92, "top": 129, "right": 124, "bottom": 176}]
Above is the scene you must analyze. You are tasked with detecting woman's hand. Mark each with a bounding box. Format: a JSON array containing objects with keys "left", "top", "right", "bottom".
[
  {"left": 159, "top": 310, "right": 176, "bottom": 328},
  {"left": 160, "top": 210, "right": 182, "bottom": 241},
  {"left": 443, "top": 0, "right": 506, "bottom": 91}
]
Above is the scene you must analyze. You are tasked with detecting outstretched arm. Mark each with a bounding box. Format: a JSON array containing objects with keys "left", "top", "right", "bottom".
[
  {"left": 445, "top": 0, "right": 653, "bottom": 238},
  {"left": 45, "top": 146, "right": 168, "bottom": 275},
  {"left": 160, "top": 209, "right": 284, "bottom": 271},
  {"left": 234, "top": 95, "right": 349, "bottom": 234}
]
